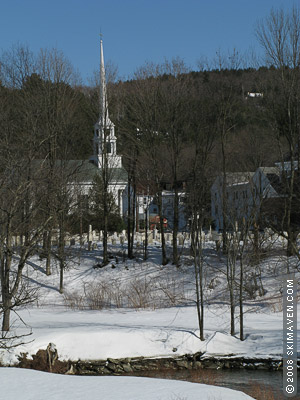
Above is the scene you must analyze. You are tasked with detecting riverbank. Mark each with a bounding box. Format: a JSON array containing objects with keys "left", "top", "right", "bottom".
[
  {"left": 0, "top": 305, "right": 289, "bottom": 366},
  {"left": 16, "top": 349, "right": 287, "bottom": 375},
  {"left": 13, "top": 350, "right": 294, "bottom": 400}
]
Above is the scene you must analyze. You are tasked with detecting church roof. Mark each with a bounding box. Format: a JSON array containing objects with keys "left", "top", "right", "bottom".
[
  {"left": 32, "top": 159, "right": 128, "bottom": 184},
  {"left": 75, "top": 160, "right": 128, "bottom": 184}
]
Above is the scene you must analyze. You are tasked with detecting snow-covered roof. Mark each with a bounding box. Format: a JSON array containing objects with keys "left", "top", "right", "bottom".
[{"left": 212, "top": 172, "right": 255, "bottom": 189}]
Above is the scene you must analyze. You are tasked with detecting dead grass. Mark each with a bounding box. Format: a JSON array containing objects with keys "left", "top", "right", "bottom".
[{"left": 63, "top": 275, "right": 190, "bottom": 310}]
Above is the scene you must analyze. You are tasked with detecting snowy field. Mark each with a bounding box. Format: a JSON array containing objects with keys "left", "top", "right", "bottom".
[
  {"left": 0, "top": 238, "right": 298, "bottom": 399},
  {"left": 1, "top": 305, "right": 284, "bottom": 364}
]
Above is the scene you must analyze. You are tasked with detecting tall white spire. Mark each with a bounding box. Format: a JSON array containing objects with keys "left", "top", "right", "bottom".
[
  {"left": 99, "top": 38, "right": 108, "bottom": 123},
  {"left": 91, "top": 37, "right": 122, "bottom": 169}
]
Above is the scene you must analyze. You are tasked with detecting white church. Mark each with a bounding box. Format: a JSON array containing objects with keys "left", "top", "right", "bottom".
[{"left": 70, "top": 39, "right": 128, "bottom": 214}]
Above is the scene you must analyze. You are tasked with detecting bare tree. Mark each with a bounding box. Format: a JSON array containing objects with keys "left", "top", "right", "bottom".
[
  {"left": 0, "top": 139, "right": 52, "bottom": 331},
  {"left": 119, "top": 64, "right": 169, "bottom": 264},
  {"left": 0, "top": 43, "right": 36, "bottom": 89},
  {"left": 0, "top": 44, "right": 85, "bottom": 299},
  {"left": 0, "top": 45, "right": 54, "bottom": 331},
  {"left": 158, "top": 61, "right": 191, "bottom": 266},
  {"left": 187, "top": 79, "right": 216, "bottom": 341},
  {"left": 29, "top": 48, "right": 83, "bottom": 278},
  {"left": 120, "top": 60, "right": 192, "bottom": 265},
  {"left": 256, "top": 6, "right": 300, "bottom": 258}
]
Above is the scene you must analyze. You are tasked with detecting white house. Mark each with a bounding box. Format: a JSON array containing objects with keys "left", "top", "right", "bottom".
[
  {"left": 211, "top": 167, "right": 281, "bottom": 231},
  {"left": 136, "top": 190, "right": 187, "bottom": 231}
]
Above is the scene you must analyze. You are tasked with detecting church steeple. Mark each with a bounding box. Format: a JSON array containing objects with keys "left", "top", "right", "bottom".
[
  {"left": 91, "top": 37, "right": 122, "bottom": 169},
  {"left": 99, "top": 38, "right": 109, "bottom": 125}
]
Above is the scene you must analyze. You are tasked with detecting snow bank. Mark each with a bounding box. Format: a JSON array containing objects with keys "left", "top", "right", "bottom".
[
  {"left": 0, "top": 306, "right": 285, "bottom": 365},
  {"left": 1, "top": 368, "right": 255, "bottom": 400}
]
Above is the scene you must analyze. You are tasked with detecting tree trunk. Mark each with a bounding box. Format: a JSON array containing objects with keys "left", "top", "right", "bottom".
[
  {"left": 191, "top": 214, "right": 205, "bottom": 341},
  {"left": 239, "top": 257, "right": 244, "bottom": 341},
  {"left": 172, "top": 184, "right": 179, "bottom": 266},
  {"left": 144, "top": 208, "right": 148, "bottom": 260},
  {"left": 253, "top": 222, "right": 260, "bottom": 265},
  {"left": 42, "top": 231, "right": 47, "bottom": 250},
  {"left": 2, "top": 301, "right": 11, "bottom": 332},
  {"left": 230, "top": 293, "right": 235, "bottom": 336},
  {"left": 287, "top": 229, "right": 298, "bottom": 258},
  {"left": 126, "top": 175, "right": 136, "bottom": 260},
  {"left": 221, "top": 125, "right": 228, "bottom": 254},
  {"left": 103, "top": 211, "right": 108, "bottom": 265},
  {"left": 102, "top": 167, "right": 109, "bottom": 265},
  {"left": 46, "top": 229, "right": 52, "bottom": 276},
  {"left": 58, "top": 213, "right": 65, "bottom": 294},
  {"left": 1, "top": 234, "right": 13, "bottom": 331},
  {"left": 127, "top": 177, "right": 132, "bottom": 259},
  {"left": 227, "top": 248, "right": 236, "bottom": 336},
  {"left": 130, "top": 180, "right": 136, "bottom": 258},
  {"left": 158, "top": 191, "right": 168, "bottom": 265},
  {"left": 59, "top": 261, "right": 64, "bottom": 294}
]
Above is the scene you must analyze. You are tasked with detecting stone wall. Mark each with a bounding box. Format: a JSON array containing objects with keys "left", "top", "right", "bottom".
[
  {"left": 70, "top": 354, "right": 285, "bottom": 376},
  {"left": 17, "top": 345, "right": 292, "bottom": 376}
]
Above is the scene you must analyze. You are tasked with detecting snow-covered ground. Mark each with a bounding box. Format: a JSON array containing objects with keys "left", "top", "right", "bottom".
[
  {"left": 0, "top": 239, "right": 298, "bottom": 399},
  {"left": 1, "top": 368, "right": 255, "bottom": 400},
  {"left": 1, "top": 240, "right": 296, "bottom": 364},
  {"left": 2, "top": 305, "right": 284, "bottom": 364}
]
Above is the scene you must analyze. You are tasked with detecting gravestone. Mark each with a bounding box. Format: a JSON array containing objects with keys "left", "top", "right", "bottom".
[
  {"left": 148, "top": 234, "right": 153, "bottom": 244},
  {"left": 166, "top": 233, "right": 172, "bottom": 242},
  {"left": 178, "top": 234, "right": 184, "bottom": 246}
]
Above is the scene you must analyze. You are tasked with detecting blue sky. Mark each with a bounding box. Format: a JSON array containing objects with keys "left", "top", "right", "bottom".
[{"left": 0, "top": 0, "right": 296, "bottom": 82}]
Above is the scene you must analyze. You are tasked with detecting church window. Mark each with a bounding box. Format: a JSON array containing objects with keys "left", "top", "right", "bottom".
[
  {"left": 106, "top": 142, "right": 111, "bottom": 154},
  {"left": 105, "top": 128, "right": 110, "bottom": 139},
  {"left": 118, "top": 189, "right": 122, "bottom": 210}
]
